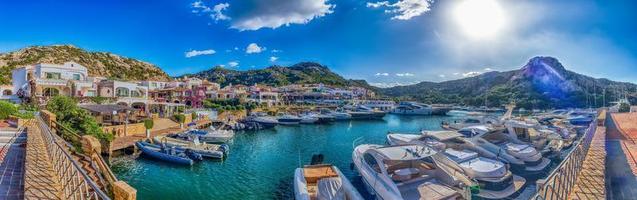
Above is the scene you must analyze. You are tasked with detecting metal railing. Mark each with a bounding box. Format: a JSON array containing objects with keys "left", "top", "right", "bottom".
[
  {"left": 35, "top": 114, "right": 111, "bottom": 200},
  {"left": 531, "top": 120, "right": 598, "bottom": 200}
]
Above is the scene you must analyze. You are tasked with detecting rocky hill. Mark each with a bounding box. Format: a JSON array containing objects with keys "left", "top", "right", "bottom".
[
  {"left": 381, "top": 56, "right": 637, "bottom": 109},
  {"left": 180, "top": 62, "right": 375, "bottom": 89},
  {"left": 0, "top": 45, "right": 172, "bottom": 84}
]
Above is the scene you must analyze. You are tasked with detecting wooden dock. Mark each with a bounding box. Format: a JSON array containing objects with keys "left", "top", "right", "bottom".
[{"left": 110, "top": 119, "right": 213, "bottom": 152}]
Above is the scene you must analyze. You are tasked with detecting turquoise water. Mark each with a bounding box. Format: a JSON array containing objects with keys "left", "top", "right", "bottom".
[
  {"left": 112, "top": 114, "right": 553, "bottom": 200},
  {"left": 112, "top": 115, "right": 464, "bottom": 199}
]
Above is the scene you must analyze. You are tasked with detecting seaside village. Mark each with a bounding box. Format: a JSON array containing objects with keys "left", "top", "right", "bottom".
[{"left": 1, "top": 61, "right": 636, "bottom": 200}]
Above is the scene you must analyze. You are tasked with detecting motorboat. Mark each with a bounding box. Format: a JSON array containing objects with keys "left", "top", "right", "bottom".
[
  {"left": 458, "top": 126, "right": 551, "bottom": 172},
  {"left": 386, "top": 131, "right": 526, "bottom": 199},
  {"left": 246, "top": 112, "right": 279, "bottom": 128},
  {"left": 503, "top": 119, "right": 572, "bottom": 156},
  {"left": 154, "top": 135, "right": 228, "bottom": 159},
  {"left": 321, "top": 109, "right": 352, "bottom": 121},
  {"left": 312, "top": 113, "right": 336, "bottom": 124},
  {"left": 278, "top": 114, "right": 302, "bottom": 125},
  {"left": 135, "top": 141, "right": 202, "bottom": 165},
  {"left": 391, "top": 102, "right": 433, "bottom": 115},
  {"left": 442, "top": 115, "right": 500, "bottom": 130},
  {"left": 294, "top": 155, "right": 364, "bottom": 200},
  {"left": 353, "top": 144, "right": 469, "bottom": 200},
  {"left": 182, "top": 127, "right": 235, "bottom": 144},
  {"left": 299, "top": 114, "right": 319, "bottom": 124},
  {"left": 347, "top": 105, "right": 386, "bottom": 120}
]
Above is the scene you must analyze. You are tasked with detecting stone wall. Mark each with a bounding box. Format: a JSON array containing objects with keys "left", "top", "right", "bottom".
[
  {"left": 40, "top": 110, "right": 57, "bottom": 128},
  {"left": 102, "top": 122, "right": 146, "bottom": 137}
]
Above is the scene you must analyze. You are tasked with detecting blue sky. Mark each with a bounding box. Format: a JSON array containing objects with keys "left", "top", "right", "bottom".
[{"left": 1, "top": 0, "right": 636, "bottom": 87}]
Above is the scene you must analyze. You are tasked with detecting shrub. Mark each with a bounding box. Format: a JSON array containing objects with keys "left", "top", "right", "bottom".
[
  {"left": 144, "top": 119, "right": 154, "bottom": 130},
  {"left": 191, "top": 112, "right": 197, "bottom": 120},
  {"left": 46, "top": 96, "right": 114, "bottom": 143},
  {"left": 619, "top": 103, "right": 631, "bottom": 113},
  {"left": 90, "top": 96, "right": 108, "bottom": 104},
  {"left": 174, "top": 114, "right": 186, "bottom": 123},
  {"left": 0, "top": 101, "right": 17, "bottom": 119}
]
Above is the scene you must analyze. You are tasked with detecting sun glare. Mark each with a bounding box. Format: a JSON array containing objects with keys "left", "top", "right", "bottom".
[{"left": 453, "top": 0, "right": 506, "bottom": 39}]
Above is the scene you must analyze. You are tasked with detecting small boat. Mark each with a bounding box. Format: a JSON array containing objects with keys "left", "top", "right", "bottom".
[
  {"left": 181, "top": 127, "right": 235, "bottom": 144},
  {"left": 153, "top": 135, "right": 228, "bottom": 159},
  {"left": 278, "top": 114, "right": 302, "bottom": 125},
  {"left": 390, "top": 102, "right": 433, "bottom": 115},
  {"left": 294, "top": 155, "right": 364, "bottom": 200},
  {"left": 135, "top": 141, "right": 201, "bottom": 165}
]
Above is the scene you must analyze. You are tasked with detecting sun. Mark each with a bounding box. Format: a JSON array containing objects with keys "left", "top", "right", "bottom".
[{"left": 453, "top": 0, "right": 506, "bottom": 39}]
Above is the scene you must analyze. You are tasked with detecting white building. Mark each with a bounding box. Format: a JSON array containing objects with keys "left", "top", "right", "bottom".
[
  {"left": 98, "top": 80, "right": 149, "bottom": 108},
  {"left": 0, "top": 85, "right": 19, "bottom": 103},
  {"left": 12, "top": 62, "right": 97, "bottom": 99}
]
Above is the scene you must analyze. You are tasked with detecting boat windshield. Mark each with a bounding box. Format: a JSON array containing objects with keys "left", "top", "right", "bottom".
[{"left": 383, "top": 157, "right": 437, "bottom": 184}]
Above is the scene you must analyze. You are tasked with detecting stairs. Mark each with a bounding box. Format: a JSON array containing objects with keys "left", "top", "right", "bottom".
[
  {"left": 0, "top": 129, "right": 27, "bottom": 148},
  {"left": 0, "top": 128, "right": 27, "bottom": 200}
]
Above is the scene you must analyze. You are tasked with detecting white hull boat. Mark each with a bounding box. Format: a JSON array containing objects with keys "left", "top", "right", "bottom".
[{"left": 294, "top": 164, "right": 364, "bottom": 200}]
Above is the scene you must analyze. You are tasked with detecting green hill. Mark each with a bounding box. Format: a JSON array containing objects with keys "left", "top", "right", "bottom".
[{"left": 0, "top": 45, "right": 172, "bottom": 84}]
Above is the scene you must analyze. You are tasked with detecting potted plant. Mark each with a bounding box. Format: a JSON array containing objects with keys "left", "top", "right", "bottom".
[{"left": 143, "top": 119, "right": 154, "bottom": 139}]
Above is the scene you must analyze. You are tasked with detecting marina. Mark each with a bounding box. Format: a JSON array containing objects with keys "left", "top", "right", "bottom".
[{"left": 111, "top": 111, "right": 585, "bottom": 200}]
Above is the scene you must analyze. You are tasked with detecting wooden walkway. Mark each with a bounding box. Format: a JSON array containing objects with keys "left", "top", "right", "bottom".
[
  {"left": 110, "top": 119, "right": 212, "bottom": 151},
  {"left": 23, "top": 121, "right": 62, "bottom": 200},
  {"left": 570, "top": 127, "right": 606, "bottom": 200}
]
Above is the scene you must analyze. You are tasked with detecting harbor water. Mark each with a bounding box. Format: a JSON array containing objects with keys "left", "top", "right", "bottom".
[{"left": 112, "top": 114, "right": 556, "bottom": 200}]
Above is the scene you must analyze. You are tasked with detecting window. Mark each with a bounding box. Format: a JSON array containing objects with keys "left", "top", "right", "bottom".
[
  {"left": 86, "top": 91, "right": 96, "bottom": 97},
  {"left": 363, "top": 153, "right": 382, "bottom": 173},
  {"left": 115, "top": 87, "right": 130, "bottom": 97},
  {"left": 43, "top": 88, "right": 60, "bottom": 97},
  {"left": 73, "top": 74, "right": 81, "bottom": 80},
  {"left": 2, "top": 90, "right": 11, "bottom": 96},
  {"left": 45, "top": 72, "right": 61, "bottom": 79},
  {"left": 131, "top": 91, "right": 142, "bottom": 97}
]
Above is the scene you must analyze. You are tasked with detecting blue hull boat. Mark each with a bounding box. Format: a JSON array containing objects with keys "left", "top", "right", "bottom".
[{"left": 135, "top": 141, "right": 201, "bottom": 165}]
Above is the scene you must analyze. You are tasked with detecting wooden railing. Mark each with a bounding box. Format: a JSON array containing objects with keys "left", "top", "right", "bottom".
[
  {"left": 36, "top": 114, "right": 111, "bottom": 200},
  {"left": 532, "top": 116, "right": 599, "bottom": 200}
]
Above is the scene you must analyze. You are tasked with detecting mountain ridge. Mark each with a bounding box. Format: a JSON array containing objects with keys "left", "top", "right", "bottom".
[
  {"left": 179, "top": 62, "right": 376, "bottom": 90},
  {"left": 380, "top": 56, "right": 637, "bottom": 108}
]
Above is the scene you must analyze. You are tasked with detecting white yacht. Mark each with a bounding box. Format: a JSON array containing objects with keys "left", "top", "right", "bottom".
[
  {"left": 503, "top": 119, "right": 573, "bottom": 156},
  {"left": 321, "top": 109, "right": 352, "bottom": 121},
  {"left": 278, "top": 114, "right": 302, "bottom": 125},
  {"left": 299, "top": 113, "right": 319, "bottom": 124},
  {"left": 386, "top": 131, "right": 526, "bottom": 199},
  {"left": 294, "top": 164, "right": 364, "bottom": 200},
  {"left": 353, "top": 144, "right": 469, "bottom": 200},
  {"left": 391, "top": 102, "right": 433, "bottom": 115},
  {"left": 458, "top": 126, "right": 551, "bottom": 172},
  {"left": 442, "top": 115, "right": 500, "bottom": 130},
  {"left": 183, "top": 127, "right": 235, "bottom": 144}
]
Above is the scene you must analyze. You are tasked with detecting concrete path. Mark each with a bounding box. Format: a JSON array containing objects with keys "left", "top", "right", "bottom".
[
  {"left": 605, "top": 114, "right": 637, "bottom": 200},
  {"left": 0, "top": 128, "right": 26, "bottom": 200}
]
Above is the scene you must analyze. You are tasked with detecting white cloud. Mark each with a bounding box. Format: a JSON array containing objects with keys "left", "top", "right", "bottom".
[
  {"left": 269, "top": 56, "right": 279, "bottom": 62},
  {"left": 228, "top": 61, "right": 239, "bottom": 67},
  {"left": 395, "top": 73, "right": 415, "bottom": 77},
  {"left": 185, "top": 49, "right": 216, "bottom": 58},
  {"left": 230, "top": 0, "right": 335, "bottom": 31},
  {"left": 438, "top": 74, "right": 446, "bottom": 78},
  {"left": 191, "top": 2, "right": 230, "bottom": 21},
  {"left": 484, "top": 67, "right": 493, "bottom": 71},
  {"left": 462, "top": 71, "right": 482, "bottom": 77},
  {"left": 218, "top": 64, "right": 226, "bottom": 67},
  {"left": 375, "top": 72, "right": 389, "bottom": 76},
  {"left": 367, "top": 0, "right": 434, "bottom": 20},
  {"left": 212, "top": 3, "right": 231, "bottom": 21},
  {"left": 369, "top": 81, "right": 418, "bottom": 88},
  {"left": 246, "top": 43, "right": 266, "bottom": 54},
  {"left": 366, "top": 1, "right": 389, "bottom": 8},
  {"left": 453, "top": 72, "right": 460, "bottom": 76},
  {"left": 191, "top": 1, "right": 211, "bottom": 13},
  {"left": 271, "top": 49, "right": 282, "bottom": 53}
]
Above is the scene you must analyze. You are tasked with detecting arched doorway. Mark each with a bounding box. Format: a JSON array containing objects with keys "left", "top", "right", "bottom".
[
  {"left": 2, "top": 89, "right": 11, "bottom": 96},
  {"left": 117, "top": 102, "right": 128, "bottom": 107},
  {"left": 43, "top": 88, "right": 60, "bottom": 97}
]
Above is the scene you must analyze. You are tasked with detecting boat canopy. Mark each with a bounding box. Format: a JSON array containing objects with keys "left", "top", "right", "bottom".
[{"left": 373, "top": 145, "right": 437, "bottom": 161}]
